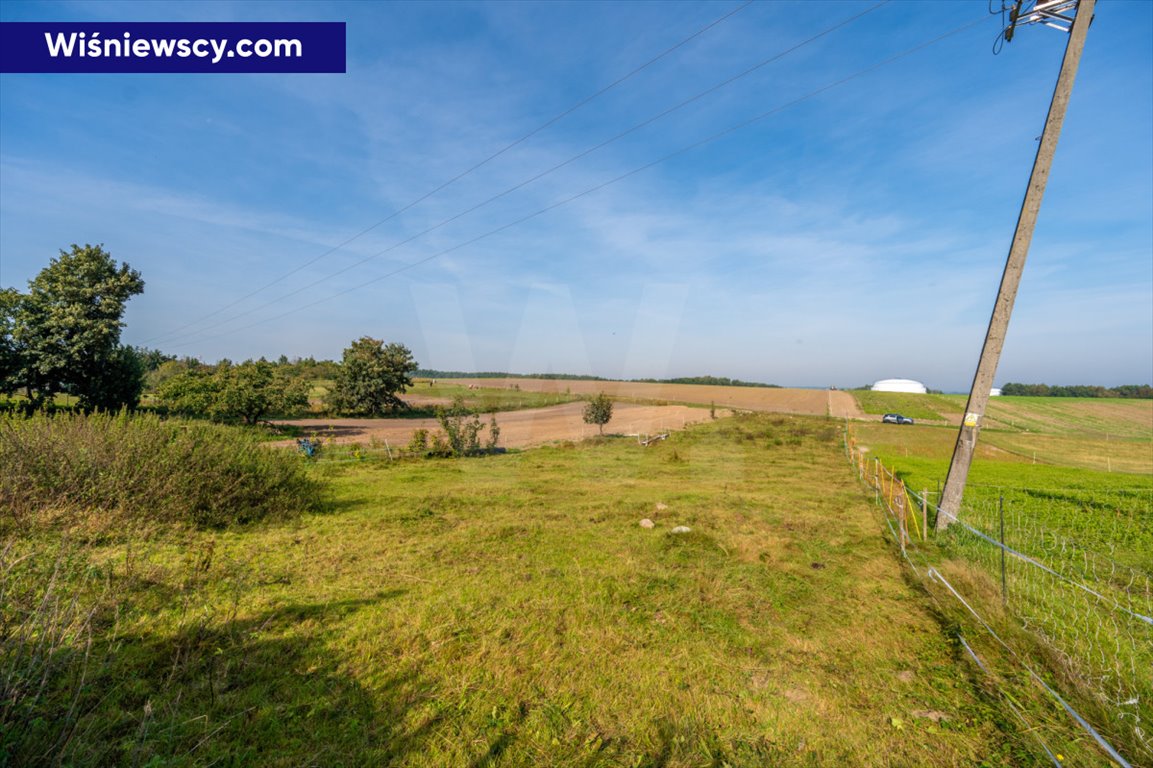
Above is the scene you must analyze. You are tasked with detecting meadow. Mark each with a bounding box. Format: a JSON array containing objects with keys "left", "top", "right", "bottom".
[
  {"left": 849, "top": 391, "right": 963, "bottom": 422},
  {"left": 3, "top": 413, "right": 1038, "bottom": 767},
  {"left": 5, "top": 386, "right": 1150, "bottom": 766}
]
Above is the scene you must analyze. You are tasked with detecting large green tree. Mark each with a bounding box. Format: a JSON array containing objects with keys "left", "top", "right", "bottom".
[
  {"left": 11, "top": 244, "right": 145, "bottom": 409},
  {"left": 329, "top": 338, "right": 418, "bottom": 416}
]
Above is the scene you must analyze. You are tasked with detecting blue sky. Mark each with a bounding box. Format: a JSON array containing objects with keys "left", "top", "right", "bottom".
[{"left": 1, "top": 0, "right": 1150, "bottom": 391}]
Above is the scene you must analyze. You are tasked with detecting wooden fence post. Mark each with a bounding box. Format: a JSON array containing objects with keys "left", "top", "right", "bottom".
[{"left": 902, "top": 480, "right": 920, "bottom": 542}]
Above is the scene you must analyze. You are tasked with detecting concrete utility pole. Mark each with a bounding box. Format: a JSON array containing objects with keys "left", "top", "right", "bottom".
[{"left": 937, "top": 0, "right": 1094, "bottom": 530}]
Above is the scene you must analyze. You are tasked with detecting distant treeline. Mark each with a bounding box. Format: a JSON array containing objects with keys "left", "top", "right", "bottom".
[
  {"left": 631, "top": 375, "right": 780, "bottom": 388},
  {"left": 416, "top": 370, "right": 606, "bottom": 381},
  {"left": 416, "top": 371, "right": 779, "bottom": 388},
  {"left": 1000, "top": 383, "right": 1152, "bottom": 399}
]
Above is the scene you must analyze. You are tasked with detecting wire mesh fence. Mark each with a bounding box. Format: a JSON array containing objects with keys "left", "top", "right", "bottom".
[{"left": 846, "top": 433, "right": 1151, "bottom": 767}]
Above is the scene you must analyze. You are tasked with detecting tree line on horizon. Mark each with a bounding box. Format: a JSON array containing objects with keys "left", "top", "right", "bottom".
[
  {"left": 416, "top": 370, "right": 780, "bottom": 388},
  {"left": 999, "top": 382, "right": 1152, "bottom": 399}
]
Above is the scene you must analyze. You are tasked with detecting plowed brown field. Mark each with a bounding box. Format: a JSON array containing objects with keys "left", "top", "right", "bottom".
[
  {"left": 451, "top": 378, "right": 862, "bottom": 418},
  {"left": 277, "top": 380, "right": 859, "bottom": 450},
  {"left": 275, "top": 401, "right": 718, "bottom": 450}
]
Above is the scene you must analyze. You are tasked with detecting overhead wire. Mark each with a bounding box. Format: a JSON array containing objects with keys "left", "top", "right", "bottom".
[
  {"left": 163, "top": 12, "right": 995, "bottom": 352},
  {"left": 151, "top": 1, "right": 891, "bottom": 348},
  {"left": 142, "top": 0, "right": 754, "bottom": 346}
]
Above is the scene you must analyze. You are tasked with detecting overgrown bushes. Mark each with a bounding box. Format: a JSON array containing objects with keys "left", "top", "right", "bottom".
[
  {"left": 0, "top": 411, "right": 322, "bottom": 530},
  {"left": 406, "top": 398, "right": 501, "bottom": 457}
]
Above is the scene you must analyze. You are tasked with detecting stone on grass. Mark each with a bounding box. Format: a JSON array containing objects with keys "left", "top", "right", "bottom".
[
  {"left": 639, "top": 518, "right": 655, "bottom": 529},
  {"left": 655, "top": 502, "right": 669, "bottom": 512},
  {"left": 670, "top": 526, "right": 691, "bottom": 534}
]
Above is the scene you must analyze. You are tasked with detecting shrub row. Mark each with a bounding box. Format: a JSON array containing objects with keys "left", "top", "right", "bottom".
[{"left": 0, "top": 411, "right": 322, "bottom": 529}]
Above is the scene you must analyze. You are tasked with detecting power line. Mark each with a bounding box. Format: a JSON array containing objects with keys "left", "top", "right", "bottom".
[
  {"left": 157, "top": 1, "right": 892, "bottom": 348},
  {"left": 164, "top": 13, "right": 993, "bottom": 352},
  {"left": 142, "top": 0, "right": 754, "bottom": 346}
]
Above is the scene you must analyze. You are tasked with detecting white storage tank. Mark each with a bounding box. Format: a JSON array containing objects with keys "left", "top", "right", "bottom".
[{"left": 871, "top": 378, "right": 927, "bottom": 394}]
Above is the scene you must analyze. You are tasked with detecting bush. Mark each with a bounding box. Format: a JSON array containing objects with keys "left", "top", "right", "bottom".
[
  {"left": 0, "top": 411, "right": 322, "bottom": 530},
  {"left": 430, "top": 397, "right": 501, "bottom": 457}
]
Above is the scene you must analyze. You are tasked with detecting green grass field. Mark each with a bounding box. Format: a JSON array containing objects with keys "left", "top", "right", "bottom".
[
  {"left": 9, "top": 390, "right": 1150, "bottom": 766},
  {"left": 850, "top": 391, "right": 963, "bottom": 422},
  {"left": 849, "top": 403, "right": 1153, "bottom": 766},
  {"left": 5, "top": 414, "right": 1041, "bottom": 767},
  {"left": 411, "top": 379, "right": 585, "bottom": 414}
]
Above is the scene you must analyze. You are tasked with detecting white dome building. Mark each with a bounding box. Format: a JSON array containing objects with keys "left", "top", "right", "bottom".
[{"left": 872, "top": 378, "right": 927, "bottom": 394}]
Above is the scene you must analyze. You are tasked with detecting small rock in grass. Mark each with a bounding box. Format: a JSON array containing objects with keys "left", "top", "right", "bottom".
[
  {"left": 639, "top": 518, "right": 655, "bottom": 529},
  {"left": 670, "top": 525, "right": 691, "bottom": 534},
  {"left": 655, "top": 502, "right": 669, "bottom": 512}
]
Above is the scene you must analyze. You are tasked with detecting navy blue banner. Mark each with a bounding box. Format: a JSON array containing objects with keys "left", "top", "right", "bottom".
[{"left": 0, "top": 22, "right": 345, "bottom": 73}]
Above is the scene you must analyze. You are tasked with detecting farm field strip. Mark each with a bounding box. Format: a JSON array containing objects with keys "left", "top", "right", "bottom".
[
  {"left": 936, "top": 395, "right": 1153, "bottom": 438},
  {"left": 275, "top": 401, "right": 718, "bottom": 450},
  {"left": 447, "top": 378, "right": 864, "bottom": 419}
]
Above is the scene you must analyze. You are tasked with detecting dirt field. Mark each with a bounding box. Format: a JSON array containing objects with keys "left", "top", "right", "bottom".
[
  {"left": 449, "top": 378, "right": 863, "bottom": 418},
  {"left": 275, "top": 401, "right": 720, "bottom": 450}
]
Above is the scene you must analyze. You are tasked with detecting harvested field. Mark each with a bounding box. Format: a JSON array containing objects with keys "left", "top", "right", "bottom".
[
  {"left": 450, "top": 378, "right": 863, "bottom": 418},
  {"left": 275, "top": 401, "right": 718, "bottom": 450}
]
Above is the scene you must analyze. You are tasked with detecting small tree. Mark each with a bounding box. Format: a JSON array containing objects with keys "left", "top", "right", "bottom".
[
  {"left": 329, "top": 338, "right": 418, "bottom": 416},
  {"left": 583, "top": 393, "right": 613, "bottom": 435},
  {"left": 436, "top": 397, "right": 485, "bottom": 456},
  {"left": 485, "top": 416, "right": 501, "bottom": 452}
]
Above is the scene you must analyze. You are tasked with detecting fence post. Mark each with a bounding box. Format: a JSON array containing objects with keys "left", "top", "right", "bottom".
[
  {"left": 999, "top": 493, "right": 1007, "bottom": 607},
  {"left": 921, "top": 489, "right": 928, "bottom": 542},
  {"left": 897, "top": 486, "right": 907, "bottom": 557},
  {"left": 887, "top": 466, "right": 895, "bottom": 512},
  {"left": 902, "top": 480, "right": 920, "bottom": 542}
]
